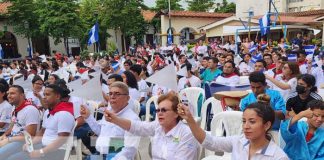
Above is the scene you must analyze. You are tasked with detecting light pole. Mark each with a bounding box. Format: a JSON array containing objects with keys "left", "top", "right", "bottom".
[
  {"left": 24, "top": 21, "right": 32, "bottom": 57},
  {"left": 167, "top": 0, "right": 173, "bottom": 45}
]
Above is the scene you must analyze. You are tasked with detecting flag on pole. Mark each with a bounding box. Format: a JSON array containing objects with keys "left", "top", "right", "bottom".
[
  {"left": 304, "top": 45, "right": 315, "bottom": 55},
  {"left": 0, "top": 44, "right": 4, "bottom": 59},
  {"left": 88, "top": 23, "right": 99, "bottom": 46},
  {"left": 259, "top": 13, "right": 270, "bottom": 36},
  {"left": 27, "top": 45, "right": 33, "bottom": 57},
  {"left": 167, "top": 28, "right": 173, "bottom": 45},
  {"left": 287, "top": 54, "right": 297, "bottom": 62}
]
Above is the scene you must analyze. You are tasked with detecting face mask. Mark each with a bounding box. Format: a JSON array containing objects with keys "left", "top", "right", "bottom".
[{"left": 296, "top": 85, "right": 306, "bottom": 94}]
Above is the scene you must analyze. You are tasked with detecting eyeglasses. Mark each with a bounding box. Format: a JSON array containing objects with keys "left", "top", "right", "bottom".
[
  {"left": 156, "top": 108, "right": 172, "bottom": 113},
  {"left": 108, "top": 92, "right": 128, "bottom": 97}
]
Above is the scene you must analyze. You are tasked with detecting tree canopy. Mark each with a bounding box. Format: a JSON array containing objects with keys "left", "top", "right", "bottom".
[{"left": 187, "top": 0, "right": 214, "bottom": 12}]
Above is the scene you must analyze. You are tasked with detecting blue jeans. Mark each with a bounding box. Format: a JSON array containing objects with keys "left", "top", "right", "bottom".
[
  {"left": 74, "top": 123, "right": 98, "bottom": 154},
  {"left": 0, "top": 141, "right": 24, "bottom": 158}
]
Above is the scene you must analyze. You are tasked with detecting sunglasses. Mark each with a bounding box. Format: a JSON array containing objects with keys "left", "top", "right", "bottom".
[{"left": 156, "top": 108, "right": 172, "bottom": 113}]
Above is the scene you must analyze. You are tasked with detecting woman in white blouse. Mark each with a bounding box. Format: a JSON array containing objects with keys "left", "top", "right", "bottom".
[
  {"left": 104, "top": 92, "right": 199, "bottom": 160},
  {"left": 265, "top": 61, "right": 300, "bottom": 100},
  {"left": 0, "top": 83, "right": 13, "bottom": 136},
  {"left": 178, "top": 94, "right": 289, "bottom": 160}
]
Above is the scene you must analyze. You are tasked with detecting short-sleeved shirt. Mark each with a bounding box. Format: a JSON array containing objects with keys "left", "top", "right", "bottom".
[
  {"left": 200, "top": 68, "right": 222, "bottom": 83},
  {"left": 240, "top": 89, "right": 286, "bottom": 130},
  {"left": 0, "top": 101, "right": 14, "bottom": 132},
  {"left": 138, "top": 79, "right": 149, "bottom": 99},
  {"left": 26, "top": 91, "right": 44, "bottom": 108},
  {"left": 42, "top": 110, "right": 75, "bottom": 149},
  {"left": 273, "top": 77, "right": 297, "bottom": 101},
  {"left": 11, "top": 105, "right": 40, "bottom": 136},
  {"left": 286, "top": 92, "right": 323, "bottom": 114}
]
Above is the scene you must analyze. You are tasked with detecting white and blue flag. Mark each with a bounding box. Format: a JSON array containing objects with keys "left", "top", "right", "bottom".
[
  {"left": 88, "top": 23, "right": 99, "bottom": 46},
  {"left": 249, "top": 45, "right": 257, "bottom": 53},
  {"left": 287, "top": 54, "right": 297, "bottom": 62},
  {"left": 0, "top": 44, "right": 4, "bottom": 59},
  {"left": 27, "top": 45, "right": 33, "bottom": 57},
  {"left": 250, "top": 53, "right": 262, "bottom": 63},
  {"left": 304, "top": 45, "right": 315, "bottom": 55},
  {"left": 167, "top": 28, "right": 173, "bottom": 45},
  {"left": 261, "top": 43, "right": 268, "bottom": 49},
  {"left": 259, "top": 13, "right": 270, "bottom": 36}
]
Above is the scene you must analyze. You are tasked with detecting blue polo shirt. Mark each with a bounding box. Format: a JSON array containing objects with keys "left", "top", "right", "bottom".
[
  {"left": 240, "top": 89, "right": 286, "bottom": 130},
  {"left": 200, "top": 68, "right": 222, "bottom": 83}
]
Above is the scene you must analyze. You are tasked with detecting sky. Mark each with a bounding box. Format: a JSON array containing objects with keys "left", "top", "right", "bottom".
[{"left": 144, "top": 0, "right": 236, "bottom": 9}]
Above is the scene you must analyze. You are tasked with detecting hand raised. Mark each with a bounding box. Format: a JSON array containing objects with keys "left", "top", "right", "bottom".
[
  {"left": 177, "top": 103, "right": 193, "bottom": 121},
  {"left": 104, "top": 109, "right": 117, "bottom": 122}
]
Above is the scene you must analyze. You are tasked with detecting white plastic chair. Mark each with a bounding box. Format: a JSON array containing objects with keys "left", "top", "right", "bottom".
[
  {"left": 203, "top": 111, "right": 243, "bottom": 159},
  {"left": 180, "top": 87, "right": 205, "bottom": 120},
  {"left": 64, "top": 121, "right": 78, "bottom": 160},
  {"left": 86, "top": 100, "right": 100, "bottom": 120},
  {"left": 200, "top": 97, "right": 223, "bottom": 130},
  {"left": 133, "top": 100, "right": 141, "bottom": 115},
  {"left": 145, "top": 96, "right": 158, "bottom": 122}
]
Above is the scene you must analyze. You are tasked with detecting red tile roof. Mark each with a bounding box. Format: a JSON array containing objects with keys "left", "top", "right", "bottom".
[
  {"left": 158, "top": 10, "right": 233, "bottom": 18},
  {"left": 280, "top": 9, "right": 324, "bottom": 17},
  {"left": 141, "top": 10, "right": 156, "bottom": 22},
  {"left": 0, "top": 2, "right": 11, "bottom": 14}
]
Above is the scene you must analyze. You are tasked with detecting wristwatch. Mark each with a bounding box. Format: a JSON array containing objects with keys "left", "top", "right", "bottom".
[{"left": 39, "top": 149, "right": 45, "bottom": 157}]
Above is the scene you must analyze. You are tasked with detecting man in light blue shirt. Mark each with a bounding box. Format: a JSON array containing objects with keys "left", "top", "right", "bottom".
[
  {"left": 200, "top": 57, "right": 222, "bottom": 83},
  {"left": 240, "top": 72, "right": 286, "bottom": 130}
]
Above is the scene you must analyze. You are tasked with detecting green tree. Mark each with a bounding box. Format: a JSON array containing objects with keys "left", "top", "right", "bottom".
[
  {"left": 7, "top": 0, "right": 43, "bottom": 52},
  {"left": 102, "top": 0, "right": 147, "bottom": 51},
  {"left": 214, "top": 0, "right": 236, "bottom": 13},
  {"left": 79, "top": 0, "right": 110, "bottom": 51},
  {"left": 35, "top": 0, "right": 83, "bottom": 56},
  {"left": 154, "top": 0, "right": 183, "bottom": 11},
  {"left": 187, "top": 0, "right": 214, "bottom": 12}
]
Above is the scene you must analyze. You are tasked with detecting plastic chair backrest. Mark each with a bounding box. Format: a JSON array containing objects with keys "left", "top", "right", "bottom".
[
  {"left": 63, "top": 121, "right": 78, "bottom": 160},
  {"left": 145, "top": 96, "right": 158, "bottom": 122},
  {"left": 180, "top": 87, "right": 205, "bottom": 117},
  {"left": 133, "top": 100, "right": 141, "bottom": 115},
  {"left": 200, "top": 97, "right": 223, "bottom": 130},
  {"left": 211, "top": 111, "right": 243, "bottom": 137},
  {"left": 86, "top": 100, "right": 99, "bottom": 119}
]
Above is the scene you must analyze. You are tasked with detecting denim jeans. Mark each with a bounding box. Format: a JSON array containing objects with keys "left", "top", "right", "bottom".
[
  {"left": 0, "top": 141, "right": 24, "bottom": 158},
  {"left": 74, "top": 123, "right": 98, "bottom": 154}
]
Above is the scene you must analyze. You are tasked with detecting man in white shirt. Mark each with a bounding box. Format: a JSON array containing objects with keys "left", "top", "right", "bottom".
[
  {"left": 7, "top": 84, "right": 75, "bottom": 160},
  {"left": 197, "top": 40, "right": 208, "bottom": 56},
  {"left": 178, "top": 63, "right": 201, "bottom": 91},
  {"left": 80, "top": 82, "right": 140, "bottom": 159},
  {"left": 0, "top": 85, "right": 39, "bottom": 158}
]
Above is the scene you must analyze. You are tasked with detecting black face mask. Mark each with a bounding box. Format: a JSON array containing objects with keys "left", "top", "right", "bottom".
[{"left": 296, "top": 85, "right": 306, "bottom": 94}]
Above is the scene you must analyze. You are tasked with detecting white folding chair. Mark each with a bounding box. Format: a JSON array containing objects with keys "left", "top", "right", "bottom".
[
  {"left": 203, "top": 111, "right": 243, "bottom": 159},
  {"left": 180, "top": 87, "right": 205, "bottom": 122},
  {"left": 145, "top": 96, "right": 158, "bottom": 122},
  {"left": 64, "top": 121, "right": 78, "bottom": 160}
]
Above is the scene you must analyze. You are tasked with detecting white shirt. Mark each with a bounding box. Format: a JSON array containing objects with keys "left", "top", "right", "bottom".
[
  {"left": 26, "top": 91, "right": 44, "bottom": 108},
  {"left": 151, "top": 85, "right": 169, "bottom": 96},
  {"left": 273, "top": 76, "right": 297, "bottom": 101},
  {"left": 138, "top": 79, "right": 149, "bottom": 99},
  {"left": 214, "top": 75, "right": 240, "bottom": 86},
  {"left": 299, "top": 63, "right": 308, "bottom": 74},
  {"left": 129, "top": 121, "right": 198, "bottom": 160},
  {"left": 0, "top": 101, "right": 14, "bottom": 132},
  {"left": 129, "top": 88, "right": 140, "bottom": 102},
  {"left": 197, "top": 45, "right": 208, "bottom": 56},
  {"left": 11, "top": 105, "right": 40, "bottom": 136},
  {"left": 42, "top": 110, "right": 75, "bottom": 149},
  {"left": 178, "top": 76, "right": 201, "bottom": 91},
  {"left": 178, "top": 45, "right": 188, "bottom": 55},
  {"left": 85, "top": 103, "right": 140, "bottom": 158},
  {"left": 202, "top": 134, "right": 288, "bottom": 160},
  {"left": 239, "top": 62, "right": 254, "bottom": 76},
  {"left": 68, "top": 96, "right": 83, "bottom": 119},
  {"left": 310, "top": 65, "right": 324, "bottom": 87}
]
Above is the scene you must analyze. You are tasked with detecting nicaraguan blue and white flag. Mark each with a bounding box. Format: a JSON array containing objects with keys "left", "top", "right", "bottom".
[
  {"left": 259, "top": 13, "right": 270, "bottom": 36},
  {"left": 261, "top": 43, "right": 268, "bottom": 49},
  {"left": 27, "top": 45, "right": 33, "bottom": 57},
  {"left": 167, "top": 29, "right": 173, "bottom": 45},
  {"left": 304, "top": 45, "right": 315, "bottom": 55},
  {"left": 249, "top": 45, "right": 257, "bottom": 53},
  {"left": 287, "top": 54, "right": 297, "bottom": 62},
  {"left": 250, "top": 53, "right": 262, "bottom": 63},
  {"left": 0, "top": 44, "right": 4, "bottom": 59},
  {"left": 88, "top": 23, "right": 99, "bottom": 46}
]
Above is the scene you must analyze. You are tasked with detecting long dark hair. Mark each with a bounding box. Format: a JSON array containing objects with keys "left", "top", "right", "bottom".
[
  {"left": 297, "top": 74, "right": 317, "bottom": 92},
  {"left": 244, "top": 94, "right": 274, "bottom": 140},
  {"left": 123, "top": 71, "right": 138, "bottom": 90},
  {"left": 0, "top": 83, "right": 9, "bottom": 101}
]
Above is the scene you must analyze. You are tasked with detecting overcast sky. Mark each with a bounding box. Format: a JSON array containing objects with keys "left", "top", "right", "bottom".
[{"left": 144, "top": 0, "right": 235, "bottom": 9}]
